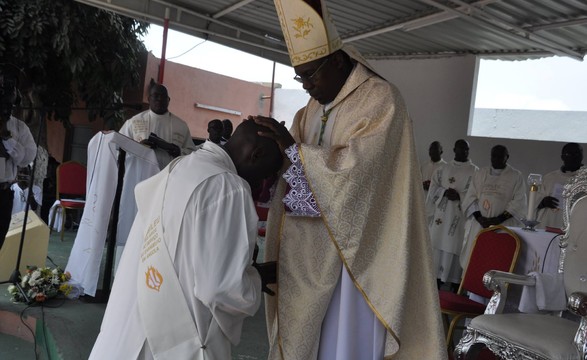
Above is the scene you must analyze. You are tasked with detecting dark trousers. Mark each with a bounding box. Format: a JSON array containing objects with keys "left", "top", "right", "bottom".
[{"left": 0, "top": 188, "right": 14, "bottom": 250}]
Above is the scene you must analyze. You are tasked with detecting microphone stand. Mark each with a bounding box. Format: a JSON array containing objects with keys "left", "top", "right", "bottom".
[{"left": 0, "top": 103, "right": 143, "bottom": 301}]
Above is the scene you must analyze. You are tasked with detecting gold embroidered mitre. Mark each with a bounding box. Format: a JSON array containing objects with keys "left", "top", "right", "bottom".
[{"left": 274, "top": 0, "right": 343, "bottom": 66}]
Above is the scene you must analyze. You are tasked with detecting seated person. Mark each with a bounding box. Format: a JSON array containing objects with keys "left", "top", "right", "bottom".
[{"left": 11, "top": 165, "right": 42, "bottom": 214}]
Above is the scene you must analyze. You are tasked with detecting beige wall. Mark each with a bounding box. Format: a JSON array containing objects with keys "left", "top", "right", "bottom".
[
  {"left": 44, "top": 52, "right": 273, "bottom": 162},
  {"left": 145, "top": 53, "right": 273, "bottom": 139},
  {"left": 370, "top": 56, "right": 572, "bottom": 180}
]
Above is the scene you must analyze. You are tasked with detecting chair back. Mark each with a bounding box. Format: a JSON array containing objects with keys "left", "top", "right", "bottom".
[
  {"left": 462, "top": 225, "right": 521, "bottom": 298},
  {"left": 56, "top": 161, "right": 87, "bottom": 198},
  {"left": 560, "top": 168, "right": 587, "bottom": 296}
]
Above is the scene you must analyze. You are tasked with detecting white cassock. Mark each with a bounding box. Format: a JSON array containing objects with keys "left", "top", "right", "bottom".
[
  {"left": 427, "top": 160, "right": 477, "bottom": 283},
  {"left": 90, "top": 141, "right": 261, "bottom": 360},
  {"left": 536, "top": 167, "right": 582, "bottom": 230},
  {"left": 460, "top": 164, "right": 527, "bottom": 269},
  {"left": 421, "top": 159, "right": 447, "bottom": 224},
  {"left": 65, "top": 132, "right": 159, "bottom": 296},
  {"left": 119, "top": 110, "right": 197, "bottom": 169}
]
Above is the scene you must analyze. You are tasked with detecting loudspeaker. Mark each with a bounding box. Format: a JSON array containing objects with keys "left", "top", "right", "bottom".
[{"left": 0, "top": 211, "right": 49, "bottom": 282}]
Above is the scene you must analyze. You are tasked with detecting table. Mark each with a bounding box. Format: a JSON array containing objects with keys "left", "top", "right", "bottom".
[
  {"left": 508, "top": 227, "right": 562, "bottom": 275},
  {"left": 507, "top": 227, "right": 564, "bottom": 313}
]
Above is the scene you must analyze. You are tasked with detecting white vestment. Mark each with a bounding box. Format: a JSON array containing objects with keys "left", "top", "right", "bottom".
[
  {"left": 421, "top": 159, "right": 447, "bottom": 223},
  {"left": 119, "top": 110, "right": 197, "bottom": 168},
  {"left": 90, "top": 141, "right": 261, "bottom": 360},
  {"left": 427, "top": 160, "right": 477, "bottom": 283},
  {"left": 10, "top": 184, "right": 42, "bottom": 215},
  {"left": 536, "top": 168, "right": 581, "bottom": 230},
  {"left": 461, "top": 165, "right": 527, "bottom": 269},
  {"left": 65, "top": 132, "right": 159, "bottom": 296}
]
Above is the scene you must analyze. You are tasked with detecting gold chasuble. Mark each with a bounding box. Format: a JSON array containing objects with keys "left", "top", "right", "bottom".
[{"left": 264, "top": 61, "right": 446, "bottom": 359}]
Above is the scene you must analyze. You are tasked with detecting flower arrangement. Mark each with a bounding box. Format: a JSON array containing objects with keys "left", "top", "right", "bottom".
[{"left": 7, "top": 266, "right": 72, "bottom": 304}]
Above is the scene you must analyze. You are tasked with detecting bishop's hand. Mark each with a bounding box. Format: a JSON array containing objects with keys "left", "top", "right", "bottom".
[{"left": 251, "top": 115, "right": 295, "bottom": 153}]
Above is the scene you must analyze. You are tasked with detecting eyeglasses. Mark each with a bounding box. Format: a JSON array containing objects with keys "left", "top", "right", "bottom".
[{"left": 293, "top": 57, "right": 329, "bottom": 84}]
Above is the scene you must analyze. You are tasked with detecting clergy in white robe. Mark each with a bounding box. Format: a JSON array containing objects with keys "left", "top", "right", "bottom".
[
  {"left": 119, "top": 83, "right": 196, "bottom": 168},
  {"left": 422, "top": 142, "right": 447, "bottom": 224},
  {"left": 536, "top": 143, "right": 583, "bottom": 230},
  {"left": 427, "top": 140, "right": 477, "bottom": 285},
  {"left": 11, "top": 183, "right": 42, "bottom": 214},
  {"left": 90, "top": 121, "right": 283, "bottom": 360},
  {"left": 461, "top": 145, "right": 527, "bottom": 269}
]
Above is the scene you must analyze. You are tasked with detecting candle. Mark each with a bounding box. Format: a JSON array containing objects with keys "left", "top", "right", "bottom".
[{"left": 527, "top": 184, "right": 538, "bottom": 221}]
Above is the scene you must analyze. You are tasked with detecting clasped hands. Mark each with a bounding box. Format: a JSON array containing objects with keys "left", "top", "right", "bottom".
[
  {"left": 252, "top": 243, "right": 276, "bottom": 296},
  {"left": 444, "top": 188, "right": 460, "bottom": 201},
  {"left": 473, "top": 210, "right": 511, "bottom": 228}
]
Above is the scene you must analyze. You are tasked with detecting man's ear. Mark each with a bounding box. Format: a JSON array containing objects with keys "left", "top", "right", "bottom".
[{"left": 250, "top": 145, "right": 266, "bottom": 164}]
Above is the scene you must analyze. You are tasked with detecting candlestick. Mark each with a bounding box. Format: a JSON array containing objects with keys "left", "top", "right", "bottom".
[
  {"left": 522, "top": 173, "right": 543, "bottom": 231},
  {"left": 526, "top": 184, "right": 538, "bottom": 221}
]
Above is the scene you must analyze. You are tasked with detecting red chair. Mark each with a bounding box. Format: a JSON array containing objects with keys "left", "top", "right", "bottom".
[
  {"left": 49, "top": 161, "right": 87, "bottom": 241},
  {"left": 440, "top": 225, "right": 521, "bottom": 349}
]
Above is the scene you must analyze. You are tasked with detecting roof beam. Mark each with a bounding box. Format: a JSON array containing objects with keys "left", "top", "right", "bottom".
[
  {"left": 342, "top": 0, "right": 499, "bottom": 43},
  {"left": 212, "top": 0, "right": 258, "bottom": 19},
  {"left": 529, "top": 17, "right": 587, "bottom": 32},
  {"left": 74, "top": 0, "right": 287, "bottom": 57},
  {"left": 428, "top": 0, "right": 584, "bottom": 60}
]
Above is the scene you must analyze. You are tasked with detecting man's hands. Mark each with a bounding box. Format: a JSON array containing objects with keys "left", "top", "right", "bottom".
[
  {"left": 252, "top": 243, "right": 276, "bottom": 296},
  {"left": 474, "top": 210, "right": 512, "bottom": 228},
  {"left": 539, "top": 196, "right": 559, "bottom": 210},
  {"left": 250, "top": 115, "right": 295, "bottom": 153},
  {"left": 444, "top": 188, "right": 460, "bottom": 201},
  {"left": 253, "top": 261, "right": 277, "bottom": 296},
  {"left": 422, "top": 180, "right": 431, "bottom": 191},
  {"left": 146, "top": 133, "right": 181, "bottom": 158}
]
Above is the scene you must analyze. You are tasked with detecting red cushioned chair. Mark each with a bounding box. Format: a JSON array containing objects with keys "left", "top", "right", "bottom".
[
  {"left": 440, "top": 225, "right": 521, "bottom": 350},
  {"left": 49, "top": 161, "right": 87, "bottom": 241}
]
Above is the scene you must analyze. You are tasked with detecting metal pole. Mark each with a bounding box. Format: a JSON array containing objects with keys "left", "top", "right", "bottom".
[{"left": 158, "top": 8, "right": 170, "bottom": 84}]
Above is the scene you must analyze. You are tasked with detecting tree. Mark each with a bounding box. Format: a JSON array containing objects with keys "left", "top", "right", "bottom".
[{"left": 0, "top": 0, "right": 148, "bottom": 130}]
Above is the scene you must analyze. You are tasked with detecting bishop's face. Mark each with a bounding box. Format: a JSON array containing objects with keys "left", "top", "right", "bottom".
[{"left": 294, "top": 54, "right": 346, "bottom": 105}]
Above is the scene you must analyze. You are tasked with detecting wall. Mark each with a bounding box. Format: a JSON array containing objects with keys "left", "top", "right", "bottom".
[
  {"left": 370, "top": 56, "right": 570, "bottom": 180},
  {"left": 145, "top": 53, "right": 272, "bottom": 139}
]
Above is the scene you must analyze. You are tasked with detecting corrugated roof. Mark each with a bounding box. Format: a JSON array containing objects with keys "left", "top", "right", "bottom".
[{"left": 75, "top": 0, "right": 587, "bottom": 64}]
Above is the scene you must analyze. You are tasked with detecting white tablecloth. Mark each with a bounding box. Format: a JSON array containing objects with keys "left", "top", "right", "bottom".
[
  {"left": 509, "top": 227, "right": 562, "bottom": 275},
  {"left": 507, "top": 227, "right": 563, "bottom": 312}
]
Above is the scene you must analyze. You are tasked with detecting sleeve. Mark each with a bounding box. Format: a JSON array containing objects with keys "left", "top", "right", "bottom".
[
  {"left": 189, "top": 179, "right": 261, "bottom": 344},
  {"left": 4, "top": 119, "right": 37, "bottom": 167},
  {"left": 118, "top": 119, "right": 132, "bottom": 138},
  {"left": 33, "top": 185, "right": 43, "bottom": 206},
  {"left": 506, "top": 172, "right": 528, "bottom": 220},
  {"left": 282, "top": 144, "right": 321, "bottom": 217},
  {"left": 462, "top": 171, "right": 481, "bottom": 218},
  {"left": 179, "top": 125, "right": 197, "bottom": 155},
  {"left": 427, "top": 167, "right": 447, "bottom": 206}
]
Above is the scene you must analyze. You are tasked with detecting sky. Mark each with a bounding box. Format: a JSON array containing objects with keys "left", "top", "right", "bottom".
[
  {"left": 140, "top": 25, "right": 300, "bottom": 90},
  {"left": 476, "top": 57, "right": 587, "bottom": 112},
  {"left": 141, "top": 24, "right": 587, "bottom": 112}
]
